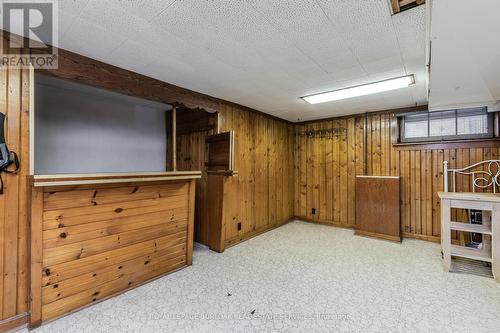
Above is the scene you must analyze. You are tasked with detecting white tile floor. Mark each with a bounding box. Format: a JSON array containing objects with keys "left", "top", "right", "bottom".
[{"left": 27, "top": 221, "right": 500, "bottom": 333}]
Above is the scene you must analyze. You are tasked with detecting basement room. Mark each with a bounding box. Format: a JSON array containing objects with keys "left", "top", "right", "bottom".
[{"left": 1, "top": 0, "right": 500, "bottom": 332}]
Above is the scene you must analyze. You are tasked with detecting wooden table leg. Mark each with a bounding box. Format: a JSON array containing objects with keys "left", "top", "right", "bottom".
[
  {"left": 492, "top": 204, "right": 500, "bottom": 282},
  {"left": 441, "top": 199, "right": 451, "bottom": 272},
  {"left": 482, "top": 210, "right": 492, "bottom": 257}
]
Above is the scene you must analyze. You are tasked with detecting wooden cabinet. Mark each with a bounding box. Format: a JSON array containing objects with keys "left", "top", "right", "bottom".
[
  {"left": 355, "top": 176, "right": 401, "bottom": 242},
  {"left": 205, "top": 131, "right": 235, "bottom": 172},
  {"left": 203, "top": 131, "right": 237, "bottom": 252}
]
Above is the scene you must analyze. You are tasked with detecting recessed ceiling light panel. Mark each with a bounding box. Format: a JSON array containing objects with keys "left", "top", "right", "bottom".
[{"left": 301, "top": 75, "right": 415, "bottom": 105}]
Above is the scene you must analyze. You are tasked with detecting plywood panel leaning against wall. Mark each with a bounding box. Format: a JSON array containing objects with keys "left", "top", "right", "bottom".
[
  {"left": 355, "top": 176, "right": 401, "bottom": 242},
  {"left": 294, "top": 107, "right": 500, "bottom": 243},
  {"left": 29, "top": 173, "right": 199, "bottom": 326},
  {"left": 0, "top": 35, "right": 31, "bottom": 330}
]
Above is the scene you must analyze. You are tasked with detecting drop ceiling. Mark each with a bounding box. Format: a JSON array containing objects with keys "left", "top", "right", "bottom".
[{"left": 57, "top": 0, "right": 428, "bottom": 122}]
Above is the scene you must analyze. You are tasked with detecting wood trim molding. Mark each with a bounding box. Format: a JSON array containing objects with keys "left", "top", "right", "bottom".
[
  {"left": 171, "top": 105, "right": 177, "bottom": 171},
  {"left": 296, "top": 216, "right": 354, "bottom": 230},
  {"left": 206, "top": 170, "right": 238, "bottom": 176},
  {"left": 394, "top": 138, "right": 500, "bottom": 150},
  {"left": 186, "top": 179, "right": 196, "bottom": 265},
  {"left": 225, "top": 218, "right": 293, "bottom": 249},
  {"left": 32, "top": 171, "right": 202, "bottom": 187},
  {"left": 402, "top": 232, "right": 440, "bottom": 243},
  {"left": 32, "top": 175, "right": 202, "bottom": 187},
  {"left": 356, "top": 175, "right": 400, "bottom": 179},
  {"left": 297, "top": 217, "right": 441, "bottom": 243},
  {"left": 354, "top": 230, "right": 402, "bottom": 243},
  {"left": 29, "top": 187, "right": 43, "bottom": 328},
  {"left": 33, "top": 171, "right": 201, "bottom": 179},
  {"left": 0, "top": 313, "right": 28, "bottom": 333},
  {"left": 40, "top": 47, "right": 220, "bottom": 113}
]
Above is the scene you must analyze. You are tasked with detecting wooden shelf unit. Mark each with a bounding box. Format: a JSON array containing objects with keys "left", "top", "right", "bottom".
[
  {"left": 450, "top": 221, "right": 492, "bottom": 235},
  {"left": 439, "top": 192, "right": 499, "bottom": 282},
  {"left": 450, "top": 245, "right": 492, "bottom": 263}
]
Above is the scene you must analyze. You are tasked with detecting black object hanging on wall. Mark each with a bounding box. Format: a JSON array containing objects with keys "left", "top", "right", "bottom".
[{"left": 0, "top": 112, "right": 20, "bottom": 194}]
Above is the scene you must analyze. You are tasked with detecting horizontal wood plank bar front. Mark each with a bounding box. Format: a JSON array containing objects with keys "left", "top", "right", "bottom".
[{"left": 30, "top": 176, "right": 197, "bottom": 326}]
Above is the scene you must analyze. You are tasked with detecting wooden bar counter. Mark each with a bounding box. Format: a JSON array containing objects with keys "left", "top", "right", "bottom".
[{"left": 29, "top": 171, "right": 201, "bottom": 327}]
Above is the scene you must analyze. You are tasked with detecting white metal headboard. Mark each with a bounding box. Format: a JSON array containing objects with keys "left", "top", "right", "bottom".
[{"left": 444, "top": 160, "right": 500, "bottom": 193}]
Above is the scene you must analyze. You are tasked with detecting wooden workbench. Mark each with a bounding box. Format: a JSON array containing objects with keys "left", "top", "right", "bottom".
[{"left": 29, "top": 171, "right": 201, "bottom": 326}]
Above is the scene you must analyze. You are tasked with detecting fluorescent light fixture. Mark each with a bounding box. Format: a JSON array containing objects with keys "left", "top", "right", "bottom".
[{"left": 301, "top": 75, "right": 415, "bottom": 104}]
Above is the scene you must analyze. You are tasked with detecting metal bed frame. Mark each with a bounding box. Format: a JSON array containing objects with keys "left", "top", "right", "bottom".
[
  {"left": 444, "top": 160, "right": 500, "bottom": 193},
  {"left": 443, "top": 159, "right": 500, "bottom": 248}
]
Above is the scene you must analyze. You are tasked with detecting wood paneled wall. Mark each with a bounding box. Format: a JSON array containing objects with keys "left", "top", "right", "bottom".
[
  {"left": 30, "top": 180, "right": 194, "bottom": 324},
  {"left": 218, "top": 104, "right": 295, "bottom": 245},
  {"left": 177, "top": 104, "right": 295, "bottom": 247},
  {"left": 294, "top": 110, "right": 500, "bottom": 242},
  {"left": 176, "top": 128, "right": 214, "bottom": 245},
  {"left": 0, "top": 39, "right": 30, "bottom": 324},
  {"left": 294, "top": 117, "right": 363, "bottom": 228}
]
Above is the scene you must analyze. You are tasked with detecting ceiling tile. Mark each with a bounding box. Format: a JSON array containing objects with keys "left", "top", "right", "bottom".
[
  {"left": 110, "top": 0, "right": 175, "bottom": 21},
  {"left": 59, "top": 0, "right": 90, "bottom": 14},
  {"left": 55, "top": 0, "right": 428, "bottom": 121},
  {"left": 59, "top": 17, "right": 128, "bottom": 60}
]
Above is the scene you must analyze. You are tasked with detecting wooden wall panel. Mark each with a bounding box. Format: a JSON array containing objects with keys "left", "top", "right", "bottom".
[
  {"left": 219, "top": 104, "right": 295, "bottom": 245},
  {"left": 177, "top": 104, "right": 295, "bottom": 248},
  {"left": 177, "top": 130, "right": 213, "bottom": 245},
  {"left": 295, "top": 117, "right": 364, "bottom": 229},
  {"left": 295, "top": 110, "right": 500, "bottom": 242},
  {"left": 0, "top": 38, "right": 30, "bottom": 324}
]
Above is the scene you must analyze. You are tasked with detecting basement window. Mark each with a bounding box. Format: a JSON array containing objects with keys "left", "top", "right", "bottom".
[{"left": 397, "top": 107, "right": 494, "bottom": 143}]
